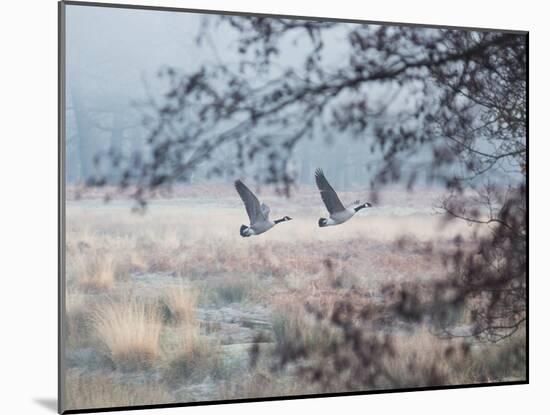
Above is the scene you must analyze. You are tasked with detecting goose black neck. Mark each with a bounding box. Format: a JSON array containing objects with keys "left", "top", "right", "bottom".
[
  {"left": 354, "top": 203, "right": 369, "bottom": 212},
  {"left": 274, "top": 218, "right": 286, "bottom": 224}
]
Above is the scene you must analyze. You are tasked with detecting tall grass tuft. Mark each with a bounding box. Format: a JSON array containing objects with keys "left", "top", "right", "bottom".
[
  {"left": 160, "top": 284, "right": 198, "bottom": 326},
  {"left": 72, "top": 253, "right": 117, "bottom": 292},
  {"left": 92, "top": 297, "right": 162, "bottom": 371},
  {"left": 162, "top": 334, "right": 225, "bottom": 385}
]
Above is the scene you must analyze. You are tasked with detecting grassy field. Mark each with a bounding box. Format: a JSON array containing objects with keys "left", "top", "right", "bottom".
[{"left": 63, "top": 185, "right": 526, "bottom": 410}]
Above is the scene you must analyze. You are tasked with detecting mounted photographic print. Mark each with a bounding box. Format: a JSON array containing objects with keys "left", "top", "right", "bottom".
[{"left": 58, "top": 1, "right": 528, "bottom": 413}]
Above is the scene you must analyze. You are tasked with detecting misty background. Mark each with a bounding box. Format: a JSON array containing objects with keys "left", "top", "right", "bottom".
[{"left": 65, "top": 5, "right": 516, "bottom": 191}]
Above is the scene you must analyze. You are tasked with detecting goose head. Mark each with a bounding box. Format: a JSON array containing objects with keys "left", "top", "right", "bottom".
[
  {"left": 354, "top": 202, "right": 372, "bottom": 212},
  {"left": 274, "top": 216, "right": 293, "bottom": 224}
]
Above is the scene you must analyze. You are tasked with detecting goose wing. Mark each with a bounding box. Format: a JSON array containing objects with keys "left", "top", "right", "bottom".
[
  {"left": 235, "top": 180, "right": 263, "bottom": 224},
  {"left": 315, "top": 168, "right": 346, "bottom": 214}
]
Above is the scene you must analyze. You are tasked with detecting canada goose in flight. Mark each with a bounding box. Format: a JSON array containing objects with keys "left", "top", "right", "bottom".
[
  {"left": 315, "top": 168, "right": 371, "bottom": 227},
  {"left": 235, "top": 179, "right": 292, "bottom": 237}
]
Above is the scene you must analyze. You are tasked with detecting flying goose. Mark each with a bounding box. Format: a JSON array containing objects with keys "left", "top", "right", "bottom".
[
  {"left": 315, "top": 168, "right": 371, "bottom": 227},
  {"left": 235, "top": 179, "right": 292, "bottom": 237}
]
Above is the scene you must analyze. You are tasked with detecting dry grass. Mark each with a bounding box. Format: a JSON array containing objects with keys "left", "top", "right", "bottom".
[
  {"left": 382, "top": 327, "right": 527, "bottom": 387},
  {"left": 381, "top": 327, "right": 471, "bottom": 388},
  {"left": 220, "top": 370, "right": 322, "bottom": 400},
  {"left": 207, "top": 275, "right": 258, "bottom": 305},
  {"left": 160, "top": 284, "right": 198, "bottom": 326},
  {"left": 91, "top": 297, "right": 162, "bottom": 371},
  {"left": 70, "top": 252, "right": 117, "bottom": 292},
  {"left": 272, "top": 301, "right": 341, "bottom": 355},
  {"left": 461, "top": 329, "right": 526, "bottom": 382},
  {"left": 65, "top": 188, "right": 480, "bottom": 283},
  {"left": 65, "top": 370, "right": 174, "bottom": 410},
  {"left": 65, "top": 291, "right": 94, "bottom": 348},
  {"left": 161, "top": 326, "right": 225, "bottom": 385},
  {"left": 63, "top": 188, "right": 522, "bottom": 406}
]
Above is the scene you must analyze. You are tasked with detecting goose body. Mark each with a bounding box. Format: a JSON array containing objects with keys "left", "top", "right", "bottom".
[
  {"left": 235, "top": 180, "right": 292, "bottom": 237},
  {"left": 315, "top": 168, "right": 371, "bottom": 227}
]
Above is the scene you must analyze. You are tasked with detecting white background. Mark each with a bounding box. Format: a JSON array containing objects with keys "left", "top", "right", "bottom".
[{"left": 0, "top": 0, "right": 543, "bottom": 414}]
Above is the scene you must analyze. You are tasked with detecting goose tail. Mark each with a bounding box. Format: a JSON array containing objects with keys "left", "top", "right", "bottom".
[{"left": 240, "top": 224, "right": 252, "bottom": 237}]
